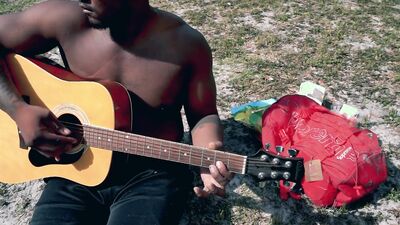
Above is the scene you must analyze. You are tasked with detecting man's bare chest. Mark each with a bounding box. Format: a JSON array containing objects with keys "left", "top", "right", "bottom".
[{"left": 60, "top": 30, "right": 187, "bottom": 107}]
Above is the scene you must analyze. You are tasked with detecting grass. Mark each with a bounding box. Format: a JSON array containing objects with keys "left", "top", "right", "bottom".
[
  {"left": 0, "top": 0, "right": 37, "bottom": 13},
  {"left": 1, "top": 0, "right": 400, "bottom": 225},
  {"left": 177, "top": 0, "right": 399, "bottom": 107}
]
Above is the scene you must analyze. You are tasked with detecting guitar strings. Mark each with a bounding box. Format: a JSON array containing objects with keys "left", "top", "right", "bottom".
[
  {"left": 58, "top": 121, "right": 248, "bottom": 171},
  {"left": 59, "top": 121, "right": 296, "bottom": 171},
  {"left": 61, "top": 121, "right": 294, "bottom": 167}
]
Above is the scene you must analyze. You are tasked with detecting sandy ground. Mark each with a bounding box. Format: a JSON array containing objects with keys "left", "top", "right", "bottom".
[{"left": 1, "top": 1, "right": 400, "bottom": 225}]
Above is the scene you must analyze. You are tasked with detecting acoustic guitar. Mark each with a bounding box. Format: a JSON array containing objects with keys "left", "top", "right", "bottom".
[{"left": 0, "top": 54, "right": 304, "bottom": 186}]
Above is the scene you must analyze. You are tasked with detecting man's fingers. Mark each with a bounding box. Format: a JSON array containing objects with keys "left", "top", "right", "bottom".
[
  {"left": 193, "top": 186, "right": 225, "bottom": 198},
  {"left": 216, "top": 161, "right": 234, "bottom": 180},
  {"left": 193, "top": 187, "right": 210, "bottom": 198},
  {"left": 210, "top": 162, "right": 233, "bottom": 186},
  {"left": 209, "top": 165, "right": 225, "bottom": 187},
  {"left": 42, "top": 132, "right": 77, "bottom": 145},
  {"left": 43, "top": 113, "right": 71, "bottom": 136}
]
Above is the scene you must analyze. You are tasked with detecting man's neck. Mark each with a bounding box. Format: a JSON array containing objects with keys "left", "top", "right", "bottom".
[{"left": 108, "top": 4, "right": 157, "bottom": 45}]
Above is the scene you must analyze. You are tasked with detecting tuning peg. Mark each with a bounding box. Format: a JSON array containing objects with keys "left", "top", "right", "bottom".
[
  {"left": 272, "top": 158, "right": 280, "bottom": 165},
  {"left": 260, "top": 154, "right": 269, "bottom": 162},
  {"left": 275, "top": 146, "right": 284, "bottom": 155},
  {"left": 264, "top": 143, "right": 271, "bottom": 151},
  {"left": 258, "top": 172, "right": 267, "bottom": 180},
  {"left": 270, "top": 171, "right": 278, "bottom": 179},
  {"left": 284, "top": 161, "right": 292, "bottom": 168},
  {"left": 288, "top": 148, "right": 299, "bottom": 157},
  {"left": 283, "top": 172, "right": 291, "bottom": 180}
]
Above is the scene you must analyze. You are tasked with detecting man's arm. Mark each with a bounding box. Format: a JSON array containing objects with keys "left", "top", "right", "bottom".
[
  {"left": 0, "top": 0, "right": 79, "bottom": 159},
  {"left": 184, "top": 30, "right": 232, "bottom": 198}
]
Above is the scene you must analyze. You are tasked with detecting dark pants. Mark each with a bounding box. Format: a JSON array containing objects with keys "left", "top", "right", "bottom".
[{"left": 30, "top": 154, "right": 193, "bottom": 225}]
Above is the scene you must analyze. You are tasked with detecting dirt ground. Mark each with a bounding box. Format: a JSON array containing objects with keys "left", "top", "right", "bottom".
[{"left": 1, "top": 1, "right": 399, "bottom": 225}]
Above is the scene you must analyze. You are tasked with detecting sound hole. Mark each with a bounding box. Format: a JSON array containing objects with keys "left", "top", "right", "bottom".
[
  {"left": 28, "top": 113, "right": 87, "bottom": 166},
  {"left": 58, "top": 113, "right": 85, "bottom": 151}
]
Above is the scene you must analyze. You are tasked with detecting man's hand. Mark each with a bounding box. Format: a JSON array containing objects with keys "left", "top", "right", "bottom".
[
  {"left": 193, "top": 141, "right": 234, "bottom": 198},
  {"left": 13, "top": 103, "right": 77, "bottom": 161}
]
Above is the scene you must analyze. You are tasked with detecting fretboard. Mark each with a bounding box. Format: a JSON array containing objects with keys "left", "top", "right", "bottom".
[{"left": 82, "top": 125, "right": 247, "bottom": 174}]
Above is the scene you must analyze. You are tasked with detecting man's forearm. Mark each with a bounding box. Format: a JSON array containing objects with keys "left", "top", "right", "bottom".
[
  {"left": 0, "top": 58, "right": 24, "bottom": 118},
  {"left": 191, "top": 114, "right": 223, "bottom": 148}
]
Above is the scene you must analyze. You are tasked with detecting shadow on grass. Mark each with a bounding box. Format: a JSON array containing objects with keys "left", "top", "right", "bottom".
[{"left": 182, "top": 118, "right": 394, "bottom": 225}]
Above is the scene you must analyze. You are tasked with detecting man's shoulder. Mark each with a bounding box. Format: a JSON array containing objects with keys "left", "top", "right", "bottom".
[
  {"left": 155, "top": 9, "right": 211, "bottom": 64},
  {"left": 176, "top": 23, "right": 212, "bottom": 65},
  {"left": 157, "top": 9, "right": 209, "bottom": 48},
  {"left": 27, "top": 0, "right": 86, "bottom": 32}
]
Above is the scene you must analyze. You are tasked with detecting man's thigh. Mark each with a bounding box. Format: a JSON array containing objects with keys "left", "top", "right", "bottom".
[
  {"left": 30, "top": 178, "right": 108, "bottom": 225},
  {"left": 106, "top": 169, "right": 192, "bottom": 225}
]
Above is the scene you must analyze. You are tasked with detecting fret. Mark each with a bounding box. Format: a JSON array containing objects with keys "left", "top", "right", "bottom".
[
  {"left": 215, "top": 150, "right": 227, "bottom": 164},
  {"left": 97, "top": 134, "right": 103, "bottom": 148},
  {"left": 119, "top": 133, "right": 124, "bottom": 152},
  {"left": 151, "top": 139, "right": 158, "bottom": 158},
  {"left": 105, "top": 131, "right": 109, "bottom": 149},
  {"left": 124, "top": 134, "right": 129, "bottom": 153},
  {"left": 188, "top": 146, "right": 192, "bottom": 165},
  {"left": 107, "top": 132, "right": 112, "bottom": 150},
  {"left": 138, "top": 137, "right": 143, "bottom": 155},
  {"left": 104, "top": 131, "right": 108, "bottom": 149},
  {"left": 227, "top": 153, "right": 231, "bottom": 170},
  {"left": 149, "top": 139, "right": 154, "bottom": 157},
  {"left": 170, "top": 142, "right": 179, "bottom": 162},
  {"left": 202, "top": 149, "right": 215, "bottom": 167},
  {"left": 123, "top": 134, "right": 128, "bottom": 153},
  {"left": 158, "top": 140, "right": 162, "bottom": 159},
  {"left": 115, "top": 132, "right": 120, "bottom": 152},
  {"left": 179, "top": 144, "right": 190, "bottom": 164},
  {"left": 83, "top": 126, "right": 89, "bottom": 146},
  {"left": 141, "top": 137, "right": 147, "bottom": 156},
  {"left": 101, "top": 130, "right": 107, "bottom": 149},
  {"left": 159, "top": 141, "right": 168, "bottom": 160},
  {"left": 151, "top": 142, "right": 155, "bottom": 157},
  {"left": 200, "top": 148, "right": 204, "bottom": 167},
  {"left": 145, "top": 137, "right": 150, "bottom": 157},
  {"left": 150, "top": 139, "right": 154, "bottom": 158},
  {"left": 133, "top": 135, "right": 138, "bottom": 155},
  {"left": 166, "top": 141, "right": 171, "bottom": 160},
  {"left": 189, "top": 146, "right": 202, "bottom": 167},
  {"left": 178, "top": 143, "right": 181, "bottom": 162},
  {"left": 93, "top": 127, "right": 98, "bottom": 148}
]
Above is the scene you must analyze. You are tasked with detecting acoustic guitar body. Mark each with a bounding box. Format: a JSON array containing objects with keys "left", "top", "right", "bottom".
[{"left": 0, "top": 54, "right": 132, "bottom": 186}]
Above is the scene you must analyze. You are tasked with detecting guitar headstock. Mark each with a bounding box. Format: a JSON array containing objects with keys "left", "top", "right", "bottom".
[{"left": 246, "top": 149, "right": 304, "bottom": 183}]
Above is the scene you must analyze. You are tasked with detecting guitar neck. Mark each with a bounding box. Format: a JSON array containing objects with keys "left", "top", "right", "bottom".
[{"left": 82, "top": 124, "right": 247, "bottom": 174}]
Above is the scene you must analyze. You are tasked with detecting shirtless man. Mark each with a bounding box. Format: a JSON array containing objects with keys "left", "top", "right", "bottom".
[{"left": 0, "top": 0, "right": 231, "bottom": 224}]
